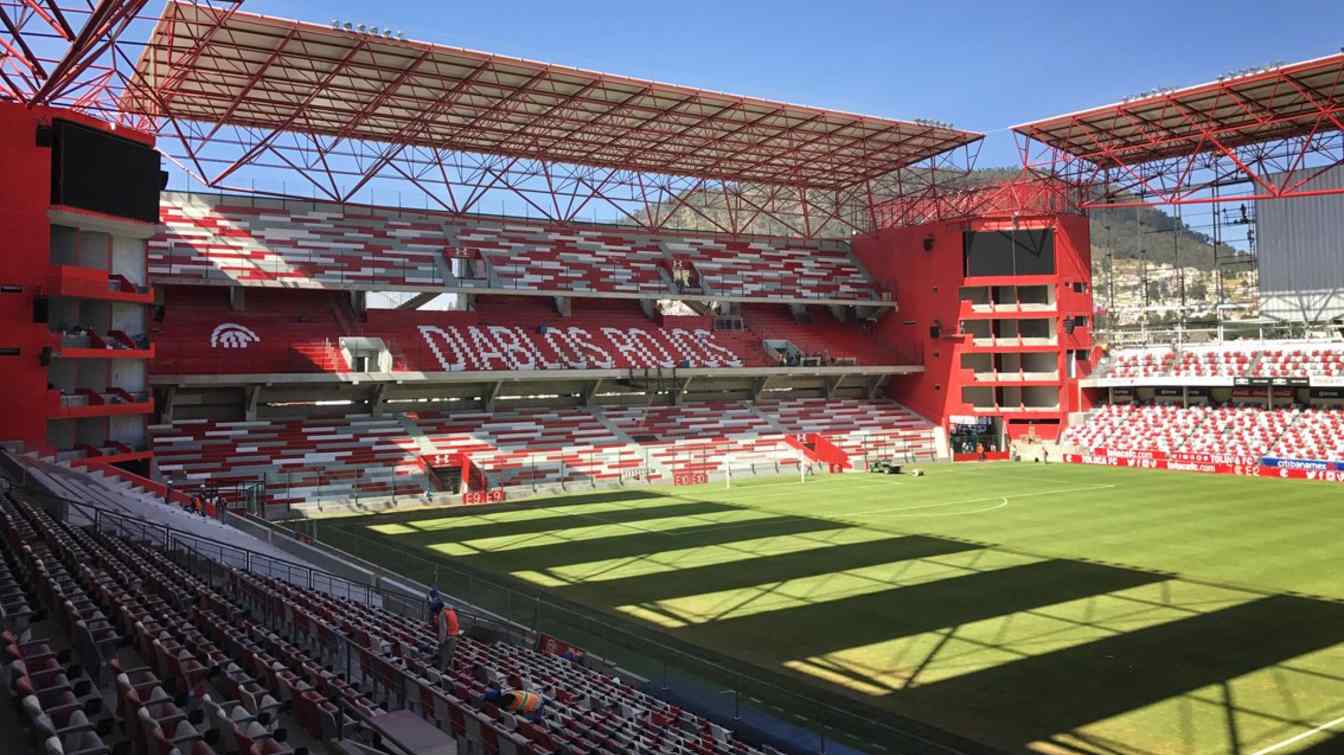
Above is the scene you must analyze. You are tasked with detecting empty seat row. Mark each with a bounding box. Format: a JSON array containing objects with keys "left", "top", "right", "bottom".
[{"left": 150, "top": 193, "right": 887, "bottom": 302}]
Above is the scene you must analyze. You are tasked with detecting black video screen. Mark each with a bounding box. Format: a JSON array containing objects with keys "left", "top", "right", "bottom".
[
  {"left": 963, "top": 229, "right": 1055, "bottom": 277},
  {"left": 51, "top": 119, "right": 162, "bottom": 223}
]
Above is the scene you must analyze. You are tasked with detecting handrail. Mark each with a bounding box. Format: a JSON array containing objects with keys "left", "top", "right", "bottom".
[{"left": 312, "top": 512, "right": 981, "bottom": 755}]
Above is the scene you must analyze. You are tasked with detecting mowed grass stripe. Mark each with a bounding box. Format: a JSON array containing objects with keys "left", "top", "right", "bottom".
[
  {"left": 510, "top": 526, "right": 898, "bottom": 587},
  {"left": 369, "top": 500, "right": 741, "bottom": 542},
  {"left": 614, "top": 548, "right": 1048, "bottom": 629},
  {"left": 419, "top": 507, "right": 779, "bottom": 557},
  {"left": 783, "top": 579, "right": 1260, "bottom": 694},
  {"left": 550, "top": 534, "right": 980, "bottom": 606},
  {"left": 325, "top": 462, "right": 1344, "bottom": 754},
  {"left": 441, "top": 515, "right": 851, "bottom": 571}
]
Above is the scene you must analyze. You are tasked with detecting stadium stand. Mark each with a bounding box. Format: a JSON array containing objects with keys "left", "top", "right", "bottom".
[
  {"left": 1100, "top": 342, "right": 1344, "bottom": 381},
  {"left": 151, "top": 193, "right": 887, "bottom": 303},
  {"left": 151, "top": 416, "right": 429, "bottom": 506},
  {"left": 150, "top": 289, "right": 915, "bottom": 376},
  {"left": 1063, "top": 403, "right": 1344, "bottom": 463},
  {"left": 2, "top": 462, "right": 792, "bottom": 755},
  {"left": 149, "top": 399, "right": 937, "bottom": 505},
  {"left": 1270, "top": 407, "right": 1344, "bottom": 461}
]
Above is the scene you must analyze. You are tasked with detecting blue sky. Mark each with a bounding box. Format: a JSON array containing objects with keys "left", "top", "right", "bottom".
[{"left": 257, "top": 0, "right": 1344, "bottom": 166}]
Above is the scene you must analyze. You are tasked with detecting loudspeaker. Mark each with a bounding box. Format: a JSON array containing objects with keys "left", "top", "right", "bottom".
[
  {"left": 929, "top": 324, "right": 941, "bottom": 339},
  {"left": 33, "top": 295, "right": 49, "bottom": 323},
  {"left": 922, "top": 236, "right": 935, "bottom": 252},
  {"left": 39, "top": 346, "right": 52, "bottom": 366},
  {"left": 35, "top": 124, "right": 52, "bottom": 148}
]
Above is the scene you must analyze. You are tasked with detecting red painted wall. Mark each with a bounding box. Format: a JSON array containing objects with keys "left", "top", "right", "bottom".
[
  {"left": 0, "top": 103, "right": 59, "bottom": 448},
  {"left": 0, "top": 102, "right": 155, "bottom": 451},
  {"left": 853, "top": 206, "right": 1093, "bottom": 438}
]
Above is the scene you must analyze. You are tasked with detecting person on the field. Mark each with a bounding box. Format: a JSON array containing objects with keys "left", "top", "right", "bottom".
[
  {"left": 430, "top": 595, "right": 461, "bottom": 673},
  {"left": 484, "top": 687, "right": 545, "bottom": 721}
]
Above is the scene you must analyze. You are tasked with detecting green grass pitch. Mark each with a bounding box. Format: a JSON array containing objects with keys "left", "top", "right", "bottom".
[{"left": 317, "top": 463, "right": 1344, "bottom": 754}]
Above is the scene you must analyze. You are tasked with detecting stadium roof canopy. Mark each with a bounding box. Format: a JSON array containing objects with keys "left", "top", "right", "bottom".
[
  {"left": 1013, "top": 53, "right": 1344, "bottom": 165},
  {"left": 127, "top": 1, "right": 981, "bottom": 191}
]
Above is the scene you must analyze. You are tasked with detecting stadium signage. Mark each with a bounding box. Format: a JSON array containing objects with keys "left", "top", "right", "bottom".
[
  {"left": 1065, "top": 453, "right": 1259, "bottom": 477},
  {"left": 1233, "top": 377, "right": 1309, "bottom": 388},
  {"left": 1261, "top": 467, "right": 1344, "bottom": 483},
  {"left": 1260, "top": 457, "right": 1344, "bottom": 472},
  {"left": 417, "top": 324, "right": 744, "bottom": 372},
  {"left": 1087, "top": 448, "right": 1260, "bottom": 466},
  {"left": 463, "top": 488, "right": 507, "bottom": 504},
  {"left": 673, "top": 471, "right": 709, "bottom": 486}
]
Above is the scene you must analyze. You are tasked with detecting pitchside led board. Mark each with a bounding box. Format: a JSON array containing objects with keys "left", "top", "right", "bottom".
[
  {"left": 962, "top": 229, "right": 1055, "bottom": 277},
  {"left": 49, "top": 119, "right": 163, "bottom": 224}
]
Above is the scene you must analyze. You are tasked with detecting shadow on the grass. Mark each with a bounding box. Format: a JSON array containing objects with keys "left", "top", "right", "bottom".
[
  {"left": 457, "top": 515, "right": 851, "bottom": 571},
  {"left": 670, "top": 558, "right": 1166, "bottom": 660},
  {"left": 362, "top": 500, "right": 746, "bottom": 546},
  {"left": 890, "top": 594, "right": 1344, "bottom": 752},
  {"left": 552, "top": 534, "right": 982, "bottom": 604},
  {"left": 347, "top": 487, "right": 676, "bottom": 525}
]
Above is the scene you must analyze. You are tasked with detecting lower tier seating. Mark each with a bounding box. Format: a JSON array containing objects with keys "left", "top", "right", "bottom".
[
  {"left": 152, "top": 416, "right": 429, "bottom": 506},
  {"left": 1063, "top": 403, "right": 1344, "bottom": 463},
  {"left": 2, "top": 473, "right": 790, "bottom": 755},
  {"left": 150, "top": 399, "right": 937, "bottom": 503}
]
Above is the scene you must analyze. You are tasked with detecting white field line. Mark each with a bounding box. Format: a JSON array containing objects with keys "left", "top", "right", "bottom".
[
  {"left": 1249, "top": 714, "right": 1344, "bottom": 755},
  {"left": 844, "top": 483, "right": 1119, "bottom": 518}
]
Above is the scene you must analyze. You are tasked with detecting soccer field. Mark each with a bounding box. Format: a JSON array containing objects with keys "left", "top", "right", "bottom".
[{"left": 319, "top": 463, "right": 1344, "bottom": 754}]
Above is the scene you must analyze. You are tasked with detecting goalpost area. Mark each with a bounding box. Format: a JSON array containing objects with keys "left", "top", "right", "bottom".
[{"left": 317, "top": 463, "right": 1344, "bottom": 754}]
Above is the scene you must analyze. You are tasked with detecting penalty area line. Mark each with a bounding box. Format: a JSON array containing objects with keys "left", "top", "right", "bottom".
[
  {"left": 1249, "top": 714, "right": 1344, "bottom": 755},
  {"left": 844, "top": 483, "right": 1119, "bottom": 518}
]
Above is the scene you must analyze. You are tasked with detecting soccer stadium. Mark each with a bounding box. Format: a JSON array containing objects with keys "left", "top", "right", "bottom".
[{"left": 2, "top": 2, "right": 1344, "bottom": 754}]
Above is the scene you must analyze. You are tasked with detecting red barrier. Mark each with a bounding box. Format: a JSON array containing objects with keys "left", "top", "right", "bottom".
[
  {"left": 1063, "top": 452, "right": 1275, "bottom": 479},
  {"left": 1260, "top": 467, "right": 1344, "bottom": 484},
  {"left": 952, "top": 451, "right": 1010, "bottom": 463}
]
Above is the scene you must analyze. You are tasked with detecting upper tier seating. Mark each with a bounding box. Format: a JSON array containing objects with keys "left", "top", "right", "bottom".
[
  {"left": 373, "top": 295, "right": 772, "bottom": 373},
  {"left": 740, "top": 304, "right": 901, "bottom": 365},
  {"left": 151, "top": 193, "right": 885, "bottom": 302},
  {"left": 151, "top": 399, "right": 937, "bottom": 502},
  {"left": 1102, "top": 342, "right": 1344, "bottom": 382},
  {"left": 153, "top": 287, "right": 349, "bottom": 375}
]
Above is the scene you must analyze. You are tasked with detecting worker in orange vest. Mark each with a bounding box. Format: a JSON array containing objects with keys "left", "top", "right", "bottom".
[
  {"left": 484, "top": 688, "right": 545, "bottom": 721},
  {"left": 430, "top": 593, "right": 461, "bottom": 673}
]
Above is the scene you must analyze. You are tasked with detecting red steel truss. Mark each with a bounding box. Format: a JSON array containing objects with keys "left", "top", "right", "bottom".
[
  {"left": 0, "top": 0, "right": 155, "bottom": 112},
  {"left": 108, "top": 1, "right": 981, "bottom": 237},
  {"left": 1014, "top": 53, "right": 1344, "bottom": 209},
  {"left": 4, "top": 0, "right": 981, "bottom": 235}
]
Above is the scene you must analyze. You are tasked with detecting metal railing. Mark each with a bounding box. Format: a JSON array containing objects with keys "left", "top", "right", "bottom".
[{"left": 309, "top": 508, "right": 978, "bottom": 755}]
